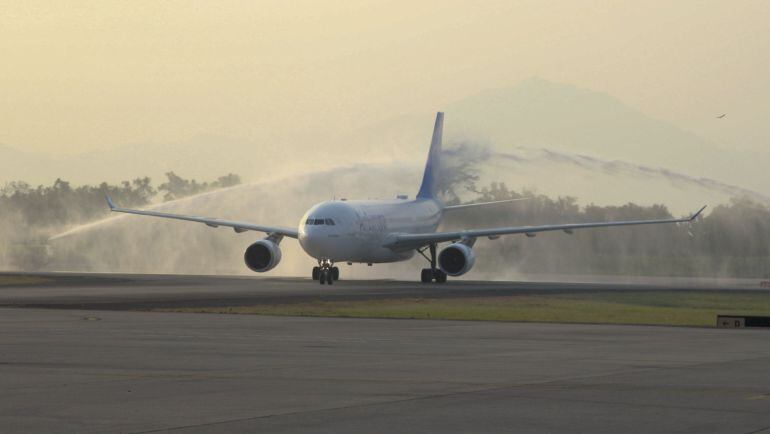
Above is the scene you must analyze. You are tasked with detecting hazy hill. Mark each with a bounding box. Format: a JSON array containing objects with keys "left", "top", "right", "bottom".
[
  {"left": 2, "top": 78, "right": 766, "bottom": 199},
  {"left": 447, "top": 78, "right": 708, "bottom": 161},
  {"left": 363, "top": 78, "right": 768, "bottom": 195}
]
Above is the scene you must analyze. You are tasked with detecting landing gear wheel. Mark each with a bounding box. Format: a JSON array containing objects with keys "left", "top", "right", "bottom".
[
  {"left": 434, "top": 269, "right": 447, "bottom": 283},
  {"left": 421, "top": 268, "right": 433, "bottom": 283},
  {"left": 315, "top": 260, "right": 336, "bottom": 285},
  {"left": 418, "top": 243, "right": 447, "bottom": 283}
]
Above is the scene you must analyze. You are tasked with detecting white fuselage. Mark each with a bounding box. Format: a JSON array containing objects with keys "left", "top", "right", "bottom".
[{"left": 298, "top": 198, "right": 442, "bottom": 263}]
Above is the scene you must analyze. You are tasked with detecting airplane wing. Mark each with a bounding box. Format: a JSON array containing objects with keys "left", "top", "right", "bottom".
[
  {"left": 384, "top": 206, "right": 707, "bottom": 250},
  {"left": 105, "top": 195, "right": 299, "bottom": 238},
  {"left": 442, "top": 197, "right": 530, "bottom": 211}
]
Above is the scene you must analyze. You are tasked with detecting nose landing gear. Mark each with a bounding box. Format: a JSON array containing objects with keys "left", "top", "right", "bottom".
[
  {"left": 313, "top": 260, "right": 339, "bottom": 285},
  {"left": 418, "top": 243, "right": 447, "bottom": 283}
]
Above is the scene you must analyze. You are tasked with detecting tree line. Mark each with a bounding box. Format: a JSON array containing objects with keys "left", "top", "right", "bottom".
[
  {"left": 0, "top": 172, "right": 241, "bottom": 228},
  {"left": 0, "top": 172, "right": 240, "bottom": 270},
  {"left": 444, "top": 182, "right": 769, "bottom": 278},
  {"left": 0, "top": 171, "right": 767, "bottom": 277}
]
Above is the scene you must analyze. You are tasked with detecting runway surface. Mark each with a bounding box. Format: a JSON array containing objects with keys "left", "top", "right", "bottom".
[
  {"left": 2, "top": 308, "right": 770, "bottom": 433},
  {"left": 0, "top": 272, "right": 765, "bottom": 310},
  {"left": 1, "top": 273, "right": 769, "bottom": 433}
]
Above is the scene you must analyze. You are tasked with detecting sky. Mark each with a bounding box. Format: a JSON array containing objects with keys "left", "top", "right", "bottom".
[{"left": 1, "top": 0, "right": 769, "bottom": 155}]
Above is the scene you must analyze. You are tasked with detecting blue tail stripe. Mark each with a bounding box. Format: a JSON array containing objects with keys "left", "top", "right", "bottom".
[{"left": 416, "top": 112, "right": 443, "bottom": 199}]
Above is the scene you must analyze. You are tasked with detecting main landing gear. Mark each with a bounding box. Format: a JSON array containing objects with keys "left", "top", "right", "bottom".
[
  {"left": 418, "top": 243, "right": 447, "bottom": 283},
  {"left": 313, "top": 260, "right": 339, "bottom": 285}
]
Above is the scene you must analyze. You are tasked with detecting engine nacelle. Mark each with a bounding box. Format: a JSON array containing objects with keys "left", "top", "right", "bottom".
[
  {"left": 438, "top": 242, "right": 476, "bottom": 277},
  {"left": 244, "top": 239, "right": 282, "bottom": 272}
]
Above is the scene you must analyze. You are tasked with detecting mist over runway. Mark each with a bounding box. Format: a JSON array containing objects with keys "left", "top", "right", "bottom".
[{"left": 41, "top": 142, "right": 769, "bottom": 280}]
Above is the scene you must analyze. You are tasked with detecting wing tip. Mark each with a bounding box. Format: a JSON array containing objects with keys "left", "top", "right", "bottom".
[
  {"left": 689, "top": 205, "right": 707, "bottom": 221},
  {"left": 105, "top": 194, "right": 116, "bottom": 210}
]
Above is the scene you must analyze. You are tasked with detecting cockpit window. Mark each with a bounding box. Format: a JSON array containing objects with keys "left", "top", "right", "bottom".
[{"left": 306, "top": 218, "right": 335, "bottom": 225}]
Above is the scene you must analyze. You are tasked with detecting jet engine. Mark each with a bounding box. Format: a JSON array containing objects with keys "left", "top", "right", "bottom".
[
  {"left": 244, "top": 239, "right": 282, "bottom": 272},
  {"left": 438, "top": 242, "right": 476, "bottom": 276}
]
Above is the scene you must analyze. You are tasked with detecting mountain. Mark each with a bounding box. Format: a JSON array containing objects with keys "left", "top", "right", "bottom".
[
  {"left": 362, "top": 78, "right": 768, "bottom": 195},
  {"left": 2, "top": 78, "right": 767, "bottom": 198},
  {"left": 452, "top": 79, "right": 769, "bottom": 194},
  {"left": 447, "top": 78, "right": 709, "bottom": 162}
]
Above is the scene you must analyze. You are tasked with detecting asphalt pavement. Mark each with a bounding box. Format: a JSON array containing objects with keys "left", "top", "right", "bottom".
[{"left": 0, "top": 272, "right": 768, "bottom": 433}]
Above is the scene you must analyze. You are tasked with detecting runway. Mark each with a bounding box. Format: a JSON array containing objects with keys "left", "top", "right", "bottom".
[
  {"left": 1, "top": 273, "right": 769, "bottom": 433},
  {"left": 0, "top": 272, "right": 765, "bottom": 311},
  {"left": 2, "top": 308, "right": 770, "bottom": 433}
]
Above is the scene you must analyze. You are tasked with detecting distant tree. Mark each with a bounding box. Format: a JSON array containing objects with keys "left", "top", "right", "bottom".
[
  {"left": 0, "top": 172, "right": 239, "bottom": 227},
  {"left": 1, "top": 174, "right": 766, "bottom": 277},
  {"left": 212, "top": 173, "right": 241, "bottom": 189},
  {"left": 159, "top": 172, "right": 197, "bottom": 201},
  {"left": 444, "top": 182, "right": 770, "bottom": 278},
  {"left": 0, "top": 173, "right": 241, "bottom": 271},
  {"left": 439, "top": 143, "right": 487, "bottom": 204},
  {"left": 159, "top": 171, "right": 241, "bottom": 202}
]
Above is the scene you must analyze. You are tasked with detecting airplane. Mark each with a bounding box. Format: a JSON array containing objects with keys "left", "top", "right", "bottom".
[{"left": 105, "top": 112, "right": 706, "bottom": 284}]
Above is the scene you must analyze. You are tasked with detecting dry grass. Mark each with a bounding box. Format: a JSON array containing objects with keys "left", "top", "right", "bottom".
[
  {"left": 0, "top": 275, "right": 51, "bottom": 286},
  {"left": 157, "top": 291, "right": 770, "bottom": 327}
]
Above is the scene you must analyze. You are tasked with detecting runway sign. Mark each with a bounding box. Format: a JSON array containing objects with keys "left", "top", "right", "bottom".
[{"left": 717, "top": 315, "right": 770, "bottom": 328}]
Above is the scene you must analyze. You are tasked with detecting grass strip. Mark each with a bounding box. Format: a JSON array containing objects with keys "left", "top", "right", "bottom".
[
  {"left": 156, "top": 291, "right": 770, "bottom": 327},
  {"left": 0, "top": 275, "right": 51, "bottom": 286}
]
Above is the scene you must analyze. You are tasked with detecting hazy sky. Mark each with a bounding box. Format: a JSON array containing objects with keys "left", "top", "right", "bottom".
[{"left": 2, "top": 0, "right": 768, "bottom": 154}]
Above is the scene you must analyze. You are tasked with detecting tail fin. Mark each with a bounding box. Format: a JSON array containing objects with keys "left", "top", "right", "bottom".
[{"left": 416, "top": 112, "right": 443, "bottom": 199}]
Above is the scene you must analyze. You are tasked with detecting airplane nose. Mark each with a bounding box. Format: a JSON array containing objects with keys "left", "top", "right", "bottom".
[
  {"left": 299, "top": 203, "right": 354, "bottom": 260},
  {"left": 300, "top": 225, "right": 335, "bottom": 258}
]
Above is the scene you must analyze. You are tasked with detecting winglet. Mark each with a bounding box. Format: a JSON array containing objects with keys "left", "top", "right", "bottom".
[
  {"left": 689, "top": 205, "right": 707, "bottom": 221},
  {"left": 105, "top": 194, "right": 116, "bottom": 210}
]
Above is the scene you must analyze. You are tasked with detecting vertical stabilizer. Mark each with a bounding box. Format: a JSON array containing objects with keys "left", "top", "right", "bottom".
[{"left": 416, "top": 112, "right": 443, "bottom": 199}]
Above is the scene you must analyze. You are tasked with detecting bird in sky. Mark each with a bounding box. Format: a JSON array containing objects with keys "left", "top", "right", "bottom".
[{"left": 716, "top": 114, "right": 726, "bottom": 119}]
